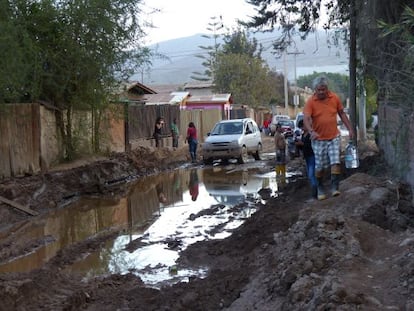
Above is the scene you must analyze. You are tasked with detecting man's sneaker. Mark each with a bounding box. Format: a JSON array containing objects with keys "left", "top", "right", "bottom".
[
  {"left": 331, "top": 174, "right": 341, "bottom": 197},
  {"left": 332, "top": 189, "right": 341, "bottom": 197},
  {"left": 317, "top": 192, "right": 327, "bottom": 200}
]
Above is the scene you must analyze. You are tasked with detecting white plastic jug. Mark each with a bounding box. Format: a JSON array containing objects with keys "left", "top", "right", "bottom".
[{"left": 345, "top": 141, "right": 359, "bottom": 169}]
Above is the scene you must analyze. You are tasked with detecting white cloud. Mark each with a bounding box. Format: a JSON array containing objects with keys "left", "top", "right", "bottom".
[{"left": 143, "top": 0, "right": 256, "bottom": 45}]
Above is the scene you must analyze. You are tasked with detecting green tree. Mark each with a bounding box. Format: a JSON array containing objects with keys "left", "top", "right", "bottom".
[
  {"left": 243, "top": 0, "right": 350, "bottom": 55},
  {"left": 0, "top": 0, "right": 44, "bottom": 103},
  {"left": 221, "top": 28, "right": 263, "bottom": 58},
  {"left": 364, "top": 76, "right": 378, "bottom": 127},
  {"left": 375, "top": 5, "right": 414, "bottom": 109},
  {"left": 243, "top": 0, "right": 413, "bottom": 105},
  {"left": 213, "top": 29, "right": 286, "bottom": 108},
  {"left": 214, "top": 53, "right": 282, "bottom": 108},
  {"left": 191, "top": 16, "right": 224, "bottom": 81},
  {"left": 297, "top": 72, "right": 349, "bottom": 102},
  {"left": 0, "top": 0, "right": 152, "bottom": 159}
]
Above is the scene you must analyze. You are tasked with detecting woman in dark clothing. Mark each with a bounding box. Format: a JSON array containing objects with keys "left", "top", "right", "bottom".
[
  {"left": 185, "top": 122, "right": 198, "bottom": 163},
  {"left": 295, "top": 120, "right": 317, "bottom": 199},
  {"left": 153, "top": 117, "right": 165, "bottom": 148}
]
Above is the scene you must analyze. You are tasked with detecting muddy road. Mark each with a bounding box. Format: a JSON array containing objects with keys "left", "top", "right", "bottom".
[{"left": 0, "top": 135, "right": 413, "bottom": 310}]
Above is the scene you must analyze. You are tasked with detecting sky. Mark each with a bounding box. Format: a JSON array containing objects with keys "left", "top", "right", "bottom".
[{"left": 143, "top": 0, "right": 257, "bottom": 45}]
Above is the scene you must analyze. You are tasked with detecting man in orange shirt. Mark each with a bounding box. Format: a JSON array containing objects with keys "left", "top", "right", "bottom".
[{"left": 303, "top": 76, "right": 354, "bottom": 200}]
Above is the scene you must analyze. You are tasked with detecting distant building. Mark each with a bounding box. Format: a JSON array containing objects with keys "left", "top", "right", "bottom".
[
  {"left": 147, "top": 84, "right": 183, "bottom": 94},
  {"left": 183, "top": 93, "right": 233, "bottom": 119},
  {"left": 183, "top": 81, "right": 214, "bottom": 96},
  {"left": 118, "top": 81, "right": 156, "bottom": 103},
  {"left": 144, "top": 92, "right": 190, "bottom": 106}
]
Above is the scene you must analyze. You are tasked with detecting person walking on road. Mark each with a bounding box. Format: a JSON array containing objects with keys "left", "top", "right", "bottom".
[
  {"left": 295, "top": 120, "right": 317, "bottom": 200},
  {"left": 185, "top": 122, "right": 198, "bottom": 163},
  {"left": 303, "top": 76, "right": 354, "bottom": 200}
]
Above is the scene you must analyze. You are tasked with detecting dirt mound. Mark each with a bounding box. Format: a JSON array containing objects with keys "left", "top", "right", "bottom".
[{"left": 0, "top": 138, "right": 413, "bottom": 310}]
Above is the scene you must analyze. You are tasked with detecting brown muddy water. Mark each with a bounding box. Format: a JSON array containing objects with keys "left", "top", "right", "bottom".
[{"left": 0, "top": 162, "right": 300, "bottom": 287}]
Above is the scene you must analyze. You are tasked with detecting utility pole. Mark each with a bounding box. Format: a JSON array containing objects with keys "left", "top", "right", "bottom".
[
  {"left": 287, "top": 50, "right": 305, "bottom": 116},
  {"left": 283, "top": 51, "right": 289, "bottom": 115}
]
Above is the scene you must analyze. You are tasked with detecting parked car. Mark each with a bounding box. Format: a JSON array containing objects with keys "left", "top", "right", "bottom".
[
  {"left": 277, "top": 119, "right": 295, "bottom": 137},
  {"left": 203, "top": 169, "right": 263, "bottom": 207},
  {"left": 294, "top": 112, "right": 304, "bottom": 132},
  {"left": 270, "top": 114, "right": 290, "bottom": 135},
  {"left": 202, "top": 118, "right": 263, "bottom": 164}
]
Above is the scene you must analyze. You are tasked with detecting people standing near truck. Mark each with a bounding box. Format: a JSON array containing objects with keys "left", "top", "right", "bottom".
[
  {"left": 171, "top": 118, "right": 179, "bottom": 150},
  {"left": 185, "top": 122, "right": 198, "bottom": 163},
  {"left": 303, "top": 76, "right": 354, "bottom": 200},
  {"left": 274, "top": 123, "right": 286, "bottom": 180}
]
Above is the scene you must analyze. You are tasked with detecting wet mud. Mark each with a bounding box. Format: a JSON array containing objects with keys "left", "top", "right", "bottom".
[{"left": 0, "top": 136, "right": 413, "bottom": 310}]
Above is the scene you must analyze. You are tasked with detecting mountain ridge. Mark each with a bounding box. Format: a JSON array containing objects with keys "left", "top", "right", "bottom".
[{"left": 135, "top": 30, "right": 348, "bottom": 86}]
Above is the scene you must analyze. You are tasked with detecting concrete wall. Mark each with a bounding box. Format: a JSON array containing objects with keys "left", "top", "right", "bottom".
[{"left": 378, "top": 102, "right": 414, "bottom": 189}]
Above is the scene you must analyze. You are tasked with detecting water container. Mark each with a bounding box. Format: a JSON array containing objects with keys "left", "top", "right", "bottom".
[{"left": 345, "top": 141, "right": 359, "bottom": 169}]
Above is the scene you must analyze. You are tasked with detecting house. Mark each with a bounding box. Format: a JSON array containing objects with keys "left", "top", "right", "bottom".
[
  {"left": 147, "top": 84, "right": 183, "bottom": 94},
  {"left": 144, "top": 92, "right": 189, "bottom": 106},
  {"left": 183, "top": 81, "right": 214, "bottom": 96},
  {"left": 183, "top": 93, "right": 233, "bottom": 119},
  {"left": 119, "top": 82, "right": 157, "bottom": 103}
]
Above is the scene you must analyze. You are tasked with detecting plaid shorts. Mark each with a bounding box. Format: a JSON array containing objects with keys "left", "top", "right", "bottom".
[{"left": 311, "top": 136, "right": 341, "bottom": 171}]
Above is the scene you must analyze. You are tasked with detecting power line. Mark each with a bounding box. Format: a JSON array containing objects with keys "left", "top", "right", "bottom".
[{"left": 152, "top": 33, "right": 344, "bottom": 59}]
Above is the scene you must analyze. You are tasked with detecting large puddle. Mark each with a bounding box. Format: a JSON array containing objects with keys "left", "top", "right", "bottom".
[{"left": 0, "top": 163, "right": 288, "bottom": 287}]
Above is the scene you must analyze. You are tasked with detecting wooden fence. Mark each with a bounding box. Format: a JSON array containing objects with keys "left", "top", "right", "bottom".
[
  {"left": 0, "top": 103, "right": 41, "bottom": 178},
  {"left": 127, "top": 105, "right": 222, "bottom": 149},
  {"left": 1, "top": 102, "right": 264, "bottom": 178},
  {"left": 0, "top": 103, "right": 225, "bottom": 178},
  {"left": 127, "top": 104, "right": 180, "bottom": 149}
]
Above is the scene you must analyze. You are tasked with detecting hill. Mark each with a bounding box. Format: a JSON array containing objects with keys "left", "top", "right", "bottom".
[{"left": 135, "top": 30, "right": 349, "bottom": 86}]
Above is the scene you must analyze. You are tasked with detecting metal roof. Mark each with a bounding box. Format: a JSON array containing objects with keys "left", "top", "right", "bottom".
[
  {"left": 186, "top": 94, "right": 232, "bottom": 103},
  {"left": 144, "top": 92, "right": 190, "bottom": 105}
]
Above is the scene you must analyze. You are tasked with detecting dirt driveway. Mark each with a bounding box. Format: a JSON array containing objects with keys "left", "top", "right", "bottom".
[{"left": 0, "top": 135, "right": 413, "bottom": 310}]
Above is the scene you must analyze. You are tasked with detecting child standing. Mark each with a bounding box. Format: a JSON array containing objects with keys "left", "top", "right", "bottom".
[
  {"left": 295, "top": 120, "right": 317, "bottom": 199},
  {"left": 274, "top": 123, "right": 286, "bottom": 180}
]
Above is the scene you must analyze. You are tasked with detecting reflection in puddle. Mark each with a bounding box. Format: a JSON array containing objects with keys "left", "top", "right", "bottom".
[
  {"left": 0, "top": 197, "right": 128, "bottom": 273},
  {"left": 0, "top": 166, "right": 279, "bottom": 287}
]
